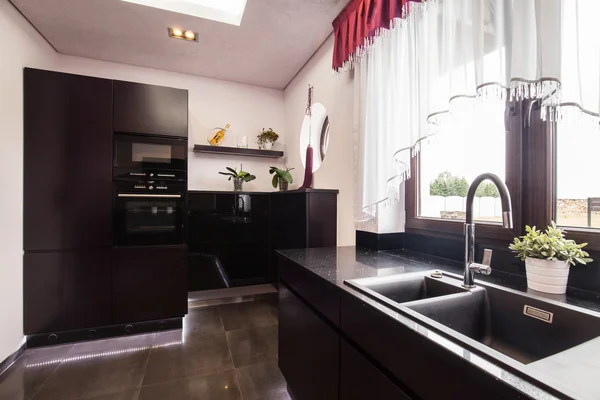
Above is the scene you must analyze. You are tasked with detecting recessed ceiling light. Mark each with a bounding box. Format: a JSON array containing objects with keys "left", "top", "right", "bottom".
[
  {"left": 168, "top": 28, "right": 198, "bottom": 42},
  {"left": 121, "top": 0, "right": 247, "bottom": 26}
]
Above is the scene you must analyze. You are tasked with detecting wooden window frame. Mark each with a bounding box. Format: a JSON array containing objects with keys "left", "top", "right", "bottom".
[
  {"left": 405, "top": 100, "right": 525, "bottom": 243},
  {"left": 406, "top": 98, "right": 600, "bottom": 250}
]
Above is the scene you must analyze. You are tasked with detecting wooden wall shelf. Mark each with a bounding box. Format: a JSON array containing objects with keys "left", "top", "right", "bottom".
[{"left": 193, "top": 144, "right": 284, "bottom": 159}]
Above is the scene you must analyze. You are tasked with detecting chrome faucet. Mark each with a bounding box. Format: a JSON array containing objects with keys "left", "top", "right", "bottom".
[{"left": 463, "top": 173, "right": 513, "bottom": 288}]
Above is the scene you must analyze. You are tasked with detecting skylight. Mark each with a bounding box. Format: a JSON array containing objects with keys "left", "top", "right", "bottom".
[{"left": 121, "top": 0, "right": 247, "bottom": 26}]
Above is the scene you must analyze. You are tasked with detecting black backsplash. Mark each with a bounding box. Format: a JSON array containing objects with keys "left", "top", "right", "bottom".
[{"left": 357, "top": 230, "right": 600, "bottom": 296}]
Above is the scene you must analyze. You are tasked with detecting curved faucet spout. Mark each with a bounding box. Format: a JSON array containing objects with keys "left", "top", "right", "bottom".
[
  {"left": 465, "top": 173, "right": 513, "bottom": 229},
  {"left": 463, "top": 173, "right": 513, "bottom": 288}
]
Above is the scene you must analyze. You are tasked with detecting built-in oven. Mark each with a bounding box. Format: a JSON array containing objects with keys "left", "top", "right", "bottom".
[
  {"left": 113, "top": 133, "right": 187, "bottom": 181},
  {"left": 113, "top": 181, "right": 186, "bottom": 247}
]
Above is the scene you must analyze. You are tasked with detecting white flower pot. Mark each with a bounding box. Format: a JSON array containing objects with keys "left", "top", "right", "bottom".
[
  {"left": 525, "top": 257, "right": 570, "bottom": 294},
  {"left": 264, "top": 142, "right": 273, "bottom": 150}
]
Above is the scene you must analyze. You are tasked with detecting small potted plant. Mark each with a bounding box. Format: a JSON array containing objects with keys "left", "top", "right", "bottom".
[
  {"left": 269, "top": 166, "right": 294, "bottom": 191},
  {"left": 257, "top": 128, "right": 279, "bottom": 150},
  {"left": 219, "top": 165, "right": 256, "bottom": 191},
  {"left": 509, "top": 222, "right": 592, "bottom": 294}
]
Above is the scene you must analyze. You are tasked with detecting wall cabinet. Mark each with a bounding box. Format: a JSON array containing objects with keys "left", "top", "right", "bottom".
[
  {"left": 113, "top": 246, "right": 188, "bottom": 323},
  {"left": 23, "top": 250, "right": 113, "bottom": 334},
  {"left": 278, "top": 283, "right": 339, "bottom": 400},
  {"left": 23, "top": 68, "right": 113, "bottom": 251},
  {"left": 113, "top": 80, "right": 188, "bottom": 137}
]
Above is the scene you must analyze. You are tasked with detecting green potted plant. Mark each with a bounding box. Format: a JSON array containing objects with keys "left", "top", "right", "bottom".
[
  {"left": 218, "top": 164, "right": 256, "bottom": 191},
  {"left": 269, "top": 166, "right": 294, "bottom": 191},
  {"left": 509, "top": 222, "right": 592, "bottom": 294},
  {"left": 257, "top": 128, "right": 279, "bottom": 150}
]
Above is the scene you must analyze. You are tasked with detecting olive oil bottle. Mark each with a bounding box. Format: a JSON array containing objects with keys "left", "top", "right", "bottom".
[{"left": 209, "top": 124, "right": 230, "bottom": 146}]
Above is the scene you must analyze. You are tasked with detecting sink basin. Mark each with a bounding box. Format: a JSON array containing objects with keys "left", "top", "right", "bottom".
[
  {"left": 345, "top": 272, "right": 467, "bottom": 304},
  {"left": 345, "top": 272, "right": 600, "bottom": 365}
]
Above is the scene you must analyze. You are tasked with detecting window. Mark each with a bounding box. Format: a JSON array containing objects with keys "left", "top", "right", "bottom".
[
  {"left": 418, "top": 99, "right": 507, "bottom": 223},
  {"left": 555, "top": 120, "right": 600, "bottom": 229}
]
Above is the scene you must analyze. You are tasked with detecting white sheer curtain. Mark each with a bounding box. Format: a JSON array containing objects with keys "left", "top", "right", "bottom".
[{"left": 354, "top": 0, "right": 600, "bottom": 224}]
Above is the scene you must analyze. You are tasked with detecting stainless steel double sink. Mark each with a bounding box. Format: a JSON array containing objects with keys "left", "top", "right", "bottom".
[{"left": 345, "top": 271, "right": 600, "bottom": 365}]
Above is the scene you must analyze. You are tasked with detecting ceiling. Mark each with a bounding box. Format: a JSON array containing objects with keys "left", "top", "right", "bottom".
[{"left": 11, "top": 0, "right": 346, "bottom": 89}]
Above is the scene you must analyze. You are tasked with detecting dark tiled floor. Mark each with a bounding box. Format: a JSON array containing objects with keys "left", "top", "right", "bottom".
[{"left": 0, "top": 298, "right": 289, "bottom": 400}]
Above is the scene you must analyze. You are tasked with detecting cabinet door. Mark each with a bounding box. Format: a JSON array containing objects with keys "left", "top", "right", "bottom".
[
  {"left": 307, "top": 192, "right": 337, "bottom": 247},
  {"left": 24, "top": 69, "right": 113, "bottom": 251},
  {"left": 24, "top": 250, "right": 113, "bottom": 334},
  {"left": 271, "top": 193, "right": 307, "bottom": 250},
  {"left": 278, "top": 283, "right": 339, "bottom": 400},
  {"left": 340, "top": 338, "right": 411, "bottom": 400},
  {"left": 113, "top": 80, "right": 188, "bottom": 137},
  {"left": 113, "top": 246, "right": 188, "bottom": 323}
]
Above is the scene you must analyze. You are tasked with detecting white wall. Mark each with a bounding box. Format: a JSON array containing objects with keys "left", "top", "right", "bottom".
[
  {"left": 0, "top": 0, "right": 58, "bottom": 363},
  {"left": 284, "top": 35, "right": 356, "bottom": 246}
]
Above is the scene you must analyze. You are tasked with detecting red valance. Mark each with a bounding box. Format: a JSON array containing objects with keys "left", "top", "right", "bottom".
[{"left": 332, "top": 0, "right": 422, "bottom": 72}]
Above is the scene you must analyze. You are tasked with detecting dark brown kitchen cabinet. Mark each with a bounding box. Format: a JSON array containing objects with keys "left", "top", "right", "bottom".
[
  {"left": 23, "top": 250, "right": 113, "bottom": 334},
  {"left": 23, "top": 68, "right": 113, "bottom": 251},
  {"left": 271, "top": 189, "right": 338, "bottom": 250},
  {"left": 113, "top": 80, "right": 188, "bottom": 137},
  {"left": 270, "top": 189, "right": 337, "bottom": 281},
  {"left": 113, "top": 246, "right": 188, "bottom": 323},
  {"left": 278, "top": 283, "right": 339, "bottom": 400},
  {"left": 340, "top": 338, "right": 411, "bottom": 400}
]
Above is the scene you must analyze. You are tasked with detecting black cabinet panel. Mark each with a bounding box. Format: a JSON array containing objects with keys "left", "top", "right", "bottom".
[
  {"left": 24, "top": 250, "right": 113, "bottom": 334},
  {"left": 271, "top": 192, "right": 307, "bottom": 250},
  {"left": 271, "top": 190, "right": 337, "bottom": 283},
  {"left": 188, "top": 193, "right": 270, "bottom": 244},
  {"left": 113, "top": 246, "right": 188, "bottom": 323},
  {"left": 188, "top": 192, "right": 270, "bottom": 289},
  {"left": 308, "top": 192, "right": 337, "bottom": 248},
  {"left": 278, "top": 283, "right": 339, "bottom": 400},
  {"left": 114, "top": 80, "right": 188, "bottom": 137},
  {"left": 340, "top": 338, "right": 411, "bottom": 400},
  {"left": 23, "top": 68, "right": 113, "bottom": 251}
]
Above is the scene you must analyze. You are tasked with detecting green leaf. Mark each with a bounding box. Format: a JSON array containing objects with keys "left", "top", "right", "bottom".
[
  {"left": 226, "top": 167, "right": 237, "bottom": 174},
  {"left": 272, "top": 175, "right": 279, "bottom": 188}
]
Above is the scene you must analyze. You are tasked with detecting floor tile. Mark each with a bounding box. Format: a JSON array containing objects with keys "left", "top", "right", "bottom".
[
  {"left": 182, "top": 306, "right": 225, "bottom": 338},
  {"left": 0, "top": 344, "right": 73, "bottom": 400},
  {"left": 32, "top": 348, "right": 150, "bottom": 400},
  {"left": 236, "top": 362, "right": 290, "bottom": 400},
  {"left": 219, "top": 300, "right": 278, "bottom": 332},
  {"left": 226, "top": 325, "right": 278, "bottom": 368},
  {"left": 138, "top": 371, "right": 241, "bottom": 400},
  {"left": 76, "top": 388, "right": 140, "bottom": 400},
  {"left": 142, "top": 333, "right": 233, "bottom": 386}
]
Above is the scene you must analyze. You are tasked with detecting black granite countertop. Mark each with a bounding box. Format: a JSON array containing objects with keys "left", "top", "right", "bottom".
[{"left": 277, "top": 246, "right": 600, "bottom": 400}]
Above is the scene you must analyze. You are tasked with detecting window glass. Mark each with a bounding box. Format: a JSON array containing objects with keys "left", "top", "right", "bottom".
[
  {"left": 418, "top": 99, "right": 506, "bottom": 223},
  {"left": 555, "top": 120, "right": 600, "bottom": 228}
]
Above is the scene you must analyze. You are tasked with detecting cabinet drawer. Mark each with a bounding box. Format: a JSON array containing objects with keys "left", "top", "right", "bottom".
[
  {"left": 278, "top": 255, "right": 340, "bottom": 326},
  {"left": 340, "top": 338, "right": 411, "bottom": 400},
  {"left": 279, "top": 283, "right": 339, "bottom": 400}
]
